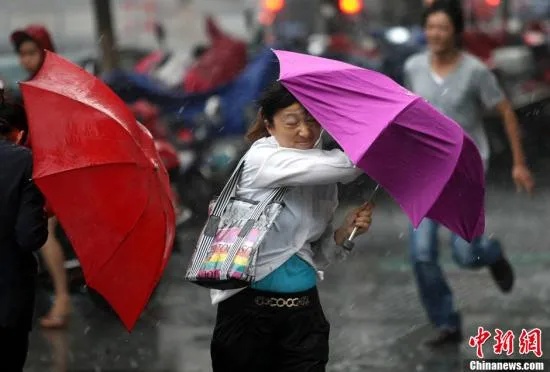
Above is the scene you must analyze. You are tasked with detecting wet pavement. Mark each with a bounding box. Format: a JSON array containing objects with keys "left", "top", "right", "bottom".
[{"left": 25, "top": 161, "right": 550, "bottom": 372}]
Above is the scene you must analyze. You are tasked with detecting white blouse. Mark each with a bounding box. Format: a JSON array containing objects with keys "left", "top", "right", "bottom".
[{"left": 210, "top": 136, "right": 362, "bottom": 304}]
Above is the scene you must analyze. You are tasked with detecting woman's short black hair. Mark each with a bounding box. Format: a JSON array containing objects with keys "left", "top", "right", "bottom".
[
  {"left": 257, "top": 81, "right": 298, "bottom": 124},
  {"left": 422, "top": 0, "right": 465, "bottom": 36}
]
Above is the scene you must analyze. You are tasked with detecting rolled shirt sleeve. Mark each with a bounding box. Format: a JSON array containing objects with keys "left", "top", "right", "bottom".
[
  {"left": 309, "top": 219, "right": 349, "bottom": 271},
  {"left": 307, "top": 188, "right": 349, "bottom": 271}
]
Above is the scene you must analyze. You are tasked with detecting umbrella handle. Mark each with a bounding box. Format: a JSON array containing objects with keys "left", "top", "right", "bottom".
[{"left": 342, "top": 184, "right": 380, "bottom": 251}]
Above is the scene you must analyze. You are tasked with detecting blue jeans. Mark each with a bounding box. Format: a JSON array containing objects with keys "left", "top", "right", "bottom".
[{"left": 409, "top": 218, "right": 503, "bottom": 329}]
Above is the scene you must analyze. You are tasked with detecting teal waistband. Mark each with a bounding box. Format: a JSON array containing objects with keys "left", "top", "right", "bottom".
[{"left": 251, "top": 254, "right": 317, "bottom": 293}]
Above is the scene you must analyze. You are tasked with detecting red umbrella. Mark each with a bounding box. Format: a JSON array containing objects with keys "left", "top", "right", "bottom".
[{"left": 20, "top": 51, "right": 176, "bottom": 331}]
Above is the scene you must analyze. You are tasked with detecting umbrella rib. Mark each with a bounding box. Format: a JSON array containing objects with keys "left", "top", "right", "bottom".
[
  {"left": 280, "top": 66, "right": 411, "bottom": 95},
  {"left": 348, "top": 97, "right": 421, "bottom": 162},
  {"left": 280, "top": 66, "right": 363, "bottom": 80},
  {"left": 392, "top": 100, "right": 468, "bottom": 218},
  {"left": 33, "top": 161, "right": 142, "bottom": 180}
]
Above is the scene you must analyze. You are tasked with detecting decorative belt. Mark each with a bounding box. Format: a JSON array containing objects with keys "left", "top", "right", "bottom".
[{"left": 254, "top": 295, "right": 311, "bottom": 308}]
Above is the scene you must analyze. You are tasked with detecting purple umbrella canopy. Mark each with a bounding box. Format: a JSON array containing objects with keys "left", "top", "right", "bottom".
[{"left": 274, "top": 50, "right": 485, "bottom": 242}]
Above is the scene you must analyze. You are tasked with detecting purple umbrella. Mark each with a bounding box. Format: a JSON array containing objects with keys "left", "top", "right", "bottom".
[{"left": 274, "top": 50, "right": 485, "bottom": 242}]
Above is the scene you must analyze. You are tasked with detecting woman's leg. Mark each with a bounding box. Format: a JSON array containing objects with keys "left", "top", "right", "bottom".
[
  {"left": 210, "top": 290, "right": 276, "bottom": 372},
  {"left": 277, "top": 289, "right": 330, "bottom": 372},
  {"left": 40, "top": 217, "right": 71, "bottom": 328}
]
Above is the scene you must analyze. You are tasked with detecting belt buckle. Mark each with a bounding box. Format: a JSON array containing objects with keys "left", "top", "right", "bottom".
[{"left": 254, "top": 296, "right": 264, "bottom": 306}]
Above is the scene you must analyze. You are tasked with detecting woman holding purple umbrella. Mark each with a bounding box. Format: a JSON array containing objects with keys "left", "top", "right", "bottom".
[
  {"left": 403, "top": 0, "right": 535, "bottom": 348},
  {"left": 209, "top": 82, "right": 375, "bottom": 371}
]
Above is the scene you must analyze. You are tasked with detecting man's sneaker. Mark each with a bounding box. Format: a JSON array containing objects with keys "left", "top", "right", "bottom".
[
  {"left": 489, "top": 257, "right": 514, "bottom": 293},
  {"left": 424, "top": 328, "right": 463, "bottom": 349}
]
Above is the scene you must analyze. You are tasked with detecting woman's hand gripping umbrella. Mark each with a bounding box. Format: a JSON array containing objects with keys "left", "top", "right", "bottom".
[
  {"left": 342, "top": 185, "right": 379, "bottom": 251},
  {"left": 274, "top": 50, "right": 486, "bottom": 244},
  {"left": 19, "top": 51, "right": 176, "bottom": 331}
]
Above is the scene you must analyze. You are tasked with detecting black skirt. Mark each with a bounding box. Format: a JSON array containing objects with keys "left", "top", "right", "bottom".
[{"left": 210, "top": 286, "right": 330, "bottom": 372}]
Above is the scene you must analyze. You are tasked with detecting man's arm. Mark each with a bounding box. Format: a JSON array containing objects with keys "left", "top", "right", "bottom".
[
  {"left": 495, "top": 99, "right": 527, "bottom": 167},
  {"left": 15, "top": 151, "right": 48, "bottom": 251},
  {"left": 476, "top": 66, "right": 535, "bottom": 194},
  {"left": 495, "top": 99, "right": 535, "bottom": 193}
]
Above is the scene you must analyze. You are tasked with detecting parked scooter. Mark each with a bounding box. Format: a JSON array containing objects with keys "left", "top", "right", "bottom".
[
  {"left": 522, "top": 21, "right": 550, "bottom": 84},
  {"left": 167, "top": 96, "right": 250, "bottom": 225}
]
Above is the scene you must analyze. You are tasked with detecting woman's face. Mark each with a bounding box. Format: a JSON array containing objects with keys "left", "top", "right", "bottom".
[
  {"left": 18, "top": 40, "right": 43, "bottom": 75},
  {"left": 268, "top": 103, "right": 322, "bottom": 150},
  {"left": 425, "top": 11, "right": 456, "bottom": 55}
]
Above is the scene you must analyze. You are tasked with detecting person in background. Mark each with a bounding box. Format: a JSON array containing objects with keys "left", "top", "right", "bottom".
[
  {"left": 0, "top": 87, "right": 49, "bottom": 371},
  {"left": 410, "top": 0, "right": 450, "bottom": 46},
  {"left": 10, "top": 24, "right": 72, "bottom": 329},
  {"left": 403, "top": 0, "right": 535, "bottom": 349}
]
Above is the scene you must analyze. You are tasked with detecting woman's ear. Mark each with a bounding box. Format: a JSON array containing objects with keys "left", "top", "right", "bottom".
[{"left": 265, "top": 119, "right": 274, "bottom": 136}]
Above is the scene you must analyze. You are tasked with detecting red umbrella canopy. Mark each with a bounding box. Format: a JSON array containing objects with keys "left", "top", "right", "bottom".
[{"left": 20, "top": 51, "right": 176, "bottom": 331}]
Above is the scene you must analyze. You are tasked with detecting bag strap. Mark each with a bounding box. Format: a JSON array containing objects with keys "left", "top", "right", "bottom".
[
  {"left": 187, "top": 155, "right": 248, "bottom": 277},
  {"left": 211, "top": 156, "right": 246, "bottom": 217},
  {"left": 201, "top": 155, "right": 246, "bottom": 237}
]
